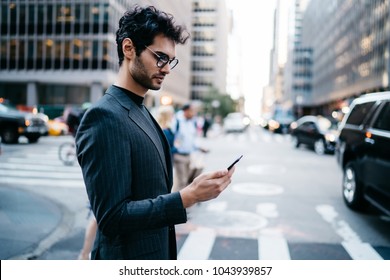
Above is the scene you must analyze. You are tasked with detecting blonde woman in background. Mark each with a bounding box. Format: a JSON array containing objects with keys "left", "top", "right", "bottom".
[{"left": 157, "top": 105, "right": 177, "bottom": 155}]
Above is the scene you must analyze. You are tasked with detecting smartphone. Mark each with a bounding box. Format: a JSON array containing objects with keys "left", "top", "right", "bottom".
[{"left": 227, "top": 155, "right": 243, "bottom": 170}]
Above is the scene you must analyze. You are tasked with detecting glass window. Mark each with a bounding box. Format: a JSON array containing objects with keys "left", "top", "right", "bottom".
[
  {"left": 64, "top": 40, "right": 71, "bottom": 69},
  {"left": 92, "top": 40, "right": 99, "bottom": 69},
  {"left": 372, "top": 102, "right": 390, "bottom": 131},
  {"left": 346, "top": 102, "right": 375, "bottom": 125},
  {"left": 19, "top": 4, "right": 26, "bottom": 34},
  {"left": 36, "top": 40, "right": 43, "bottom": 69},
  {"left": 10, "top": 39, "right": 17, "bottom": 59},
  {"left": 45, "top": 39, "right": 53, "bottom": 69},
  {"left": 72, "top": 39, "right": 81, "bottom": 69},
  {"left": 10, "top": 2, "right": 16, "bottom": 34},
  {"left": 83, "top": 40, "right": 91, "bottom": 69},
  {"left": 102, "top": 40, "right": 109, "bottom": 69},
  {"left": 84, "top": 3, "right": 90, "bottom": 22},
  {"left": 103, "top": 4, "right": 109, "bottom": 22},
  {"left": 0, "top": 39, "right": 7, "bottom": 69},
  {"left": 28, "top": 4, "right": 36, "bottom": 25},
  {"left": 37, "top": 5, "right": 44, "bottom": 34},
  {"left": 46, "top": 5, "right": 53, "bottom": 34},
  {"left": 18, "top": 39, "right": 26, "bottom": 69},
  {"left": 1, "top": 4, "right": 7, "bottom": 23},
  {"left": 27, "top": 39, "right": 35, "bottom": 69},
  {"left": 54, "top": 40, "right": 62, "bottom": 69}
]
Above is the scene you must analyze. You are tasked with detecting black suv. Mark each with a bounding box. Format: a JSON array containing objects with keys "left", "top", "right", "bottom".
[
  {"left": 336, "top": 91, "right": 390, "bottom": 216},
  {"left": 0, "top": 102, "right": 48, "bottom": 144}
]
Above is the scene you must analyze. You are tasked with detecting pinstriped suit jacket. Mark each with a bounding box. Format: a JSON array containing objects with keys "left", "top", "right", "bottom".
[{"left": 76, "top": 85, "right": 187, "bottom": 260}]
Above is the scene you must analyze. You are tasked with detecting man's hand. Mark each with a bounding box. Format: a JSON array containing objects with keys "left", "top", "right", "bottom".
[{"left": 179, "top": 166, "right": 235, "bottom": 208}]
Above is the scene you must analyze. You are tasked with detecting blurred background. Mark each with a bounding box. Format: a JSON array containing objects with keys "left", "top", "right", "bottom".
[
  {"left": 0, "top": 0, "right": 389, "bottom": 261},
  {"left": 3, "top": 0, "right": 389, "bottom": 126}
]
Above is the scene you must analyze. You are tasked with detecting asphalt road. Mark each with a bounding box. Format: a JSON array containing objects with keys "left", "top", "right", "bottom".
[{"left": 1, "top": 126, "right": 389, "bottom": 260}]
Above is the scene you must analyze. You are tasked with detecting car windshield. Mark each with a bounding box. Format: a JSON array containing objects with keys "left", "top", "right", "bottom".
[
  {"left": 0, "top": 103, "right": 10, "bottom": 112},
  {"left": 274, "top": 109, "right": 295, "bottom": 121}
]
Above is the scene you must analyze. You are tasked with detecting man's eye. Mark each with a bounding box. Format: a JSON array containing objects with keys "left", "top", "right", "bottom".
[{"left": 158, "top": 54, "right": 169, "bottom": 61}]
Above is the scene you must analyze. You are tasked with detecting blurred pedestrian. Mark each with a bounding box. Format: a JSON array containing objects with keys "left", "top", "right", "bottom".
[
  {"left": 202, "top": 113, "right": 212, "bottom": 138},
  {"left": 65, "top": 102, "right": 91, "bottom": 137},
  {"left": 78, "top": 216, "right": 97, "bottom": 260},
  {"left": 172, "top": 103, "right": 209, "bottom": 192},
  {"left": 76, "top": 5, "right": 235, "bottom": 260},
  {"left": 156, "top": 105, "right": 177, "bottom": 155}
]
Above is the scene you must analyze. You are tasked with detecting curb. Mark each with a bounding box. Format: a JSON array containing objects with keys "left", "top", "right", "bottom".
[{"left": 8, "top": 195, "right": 75, "bottom": 260}]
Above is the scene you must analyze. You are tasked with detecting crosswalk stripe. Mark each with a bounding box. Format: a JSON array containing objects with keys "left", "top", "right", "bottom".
[
  {"left": 342, "top": 242, "right": 383, "bottom": 260},
  {"left": 6, "top": 157, "right": 73, "bottom": 166},
  {"left": 258, "top": 235, "right": 291, "bottom": 260},
  {"left": 0, "top": 141, "right": 84, "bottom": 189},
  {"left": 0, "top": 162, "right": 80, "bottom": 172},
  {"left": 316, "top": 204, "right": 383, "bottom": 260},
  {"left": 178, "top": 228, "right": 216, "bottom": 260},
  {"left": 0, "top": 177, "right": 84, "bottom": 188},
  {"left": 0, "top": 169, "right": 83, "bottom": 179}
]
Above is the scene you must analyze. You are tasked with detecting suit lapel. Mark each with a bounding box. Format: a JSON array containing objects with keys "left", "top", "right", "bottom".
[{"left": 106, "top": 86, "right": 170, "bottom": 183}]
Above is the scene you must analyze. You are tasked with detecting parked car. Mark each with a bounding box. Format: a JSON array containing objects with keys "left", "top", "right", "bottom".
[
  {"left": 223, "top": 112, "right": 250, "bottom": 133},
  {"left": 290, "top": 115, "right": 339, "bottom": 155},
  {"left": 336, "top": 91, "right": 390, "bottom": 216},
  {"left": 267, "top": 108, "right": 295, "bottom": 134},
  {"left": 0, "top": 101, "right": 48, "bottom": 144}
]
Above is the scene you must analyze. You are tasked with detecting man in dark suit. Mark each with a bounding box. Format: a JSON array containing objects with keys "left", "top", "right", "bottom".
[{"left": 76, "top": 5, "right": 236, "bottom": 260}]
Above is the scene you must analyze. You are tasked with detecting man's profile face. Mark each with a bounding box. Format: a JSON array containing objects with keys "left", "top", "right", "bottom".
[{"left": 129, "top": 34, "right": 176, "bottom": 91}]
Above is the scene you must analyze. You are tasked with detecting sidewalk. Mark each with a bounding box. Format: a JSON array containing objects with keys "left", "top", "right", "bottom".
[{"left": 0, "top": 186, "right": 74, "bottom": 260}]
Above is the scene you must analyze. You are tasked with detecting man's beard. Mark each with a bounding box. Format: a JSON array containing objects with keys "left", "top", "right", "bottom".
[{"left": 131, "top": 57, "right": 161, "bottom": 91}]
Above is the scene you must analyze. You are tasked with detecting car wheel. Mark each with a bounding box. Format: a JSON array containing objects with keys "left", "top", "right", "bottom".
[
  {"left": 27, "top": 136, "right": 40, "bottom": 143},
  {"left": 314, "top": 139, "right": 325, "bottom": 155},
  {"left": 291, "top": 136, "right": 300, "bottom": 148},
  {"left": 342, "top": 161, "right": 366, "bottom": 211},
  {"left": 1, "top": 127, "right": 19, "bottom": 144}
]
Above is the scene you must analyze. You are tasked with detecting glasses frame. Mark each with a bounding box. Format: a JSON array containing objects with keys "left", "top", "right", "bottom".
[{"left": 144, "top": 46, "right": 179, "bottom": 70}]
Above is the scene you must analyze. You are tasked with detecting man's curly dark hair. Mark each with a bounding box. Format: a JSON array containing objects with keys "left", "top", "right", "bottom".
[{"left": 116, "top": 5, "right": 190, "bottom": 66}]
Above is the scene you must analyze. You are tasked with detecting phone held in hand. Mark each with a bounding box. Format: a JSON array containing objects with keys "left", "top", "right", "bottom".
[{"left": 227, "top": 155, "right": 243, "bottom": 170}]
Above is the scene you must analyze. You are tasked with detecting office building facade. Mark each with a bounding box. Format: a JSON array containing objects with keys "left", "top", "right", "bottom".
[
  {"left": 301, "top": 0, "right": 390, "bottom": 114},
  {"left": 0, "top": 0, "right": 191, "bottom": 115},
  {"left": 190, "top": 0, "right": 229, "bottom": 100}
]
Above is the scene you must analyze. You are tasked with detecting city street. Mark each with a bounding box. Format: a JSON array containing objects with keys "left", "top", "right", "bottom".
[{"left": 0, "top": 125, "right": 389, "bottom": 260}]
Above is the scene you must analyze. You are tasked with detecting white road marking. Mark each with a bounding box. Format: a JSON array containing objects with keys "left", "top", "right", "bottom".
[
  {"left": 256, "top": 203, "right": 279, "bottom": 218},
  {"left": 206, "top": 201, "right": 228, "bottom": 212},
  {"left": 178, "top": 228, "right": 216, "bottom": 260},
  {"left": 0, "top": 162, "right": 80, "bottom": 172},
  {"left": 258, "top": 234, "right": 291, "bottom": 260},
  {"left": 316, "top": 204, "right": 383, "bottom": 260},
  {"left": 0, "top": 177, "right": 84, "bottom": 188},
  {"left": 0, "top": 169, "right": 83, "bottom": 179}
]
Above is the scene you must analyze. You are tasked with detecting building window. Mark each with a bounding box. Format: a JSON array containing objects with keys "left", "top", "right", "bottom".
[
  {"left": 0, "top": 39, "right": 6, "bottom": 69},
  {"left": 54, "top": 40, "right": 62, "bottom": 69},
  {"left": 27, "top": 40, "right": 34, "bottom": 69},
  {"left": 45, "top": 39, "right": 53, "bottom": 69}
]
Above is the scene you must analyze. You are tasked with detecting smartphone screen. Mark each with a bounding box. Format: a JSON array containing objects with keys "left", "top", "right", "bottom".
[{"left": 227, "top": 155, "right": 243, "bottom": 170}]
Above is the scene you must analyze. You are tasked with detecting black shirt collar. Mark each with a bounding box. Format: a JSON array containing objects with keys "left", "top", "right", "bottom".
[{"left": 113, "top": 85, "right": 144, "bottom": 106}]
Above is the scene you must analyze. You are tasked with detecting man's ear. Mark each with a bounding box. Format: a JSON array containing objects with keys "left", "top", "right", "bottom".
[{"left": 122, "top": 38, "right": 135, "bottom": 60}]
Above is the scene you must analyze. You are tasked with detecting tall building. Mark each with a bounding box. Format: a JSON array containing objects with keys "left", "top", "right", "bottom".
[
  {"left": 190, "top": 0, "right": 230, "bottom": 100},
  {"left": 289, "top": 0, "right": 312, "bottom": 117},
  {"left": 264, "top": 0, "right": 291, "bottom": 116},
  {"left": 301, "top": 0, "right": 390, "bottom": 115},
  {"left": 0, "top": 0, "right": 191, "bottom": 116}
]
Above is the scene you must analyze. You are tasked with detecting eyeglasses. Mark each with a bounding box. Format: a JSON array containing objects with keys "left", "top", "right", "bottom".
[{"left": 144, "top": 46, "right": 179, "bottom": 70}]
